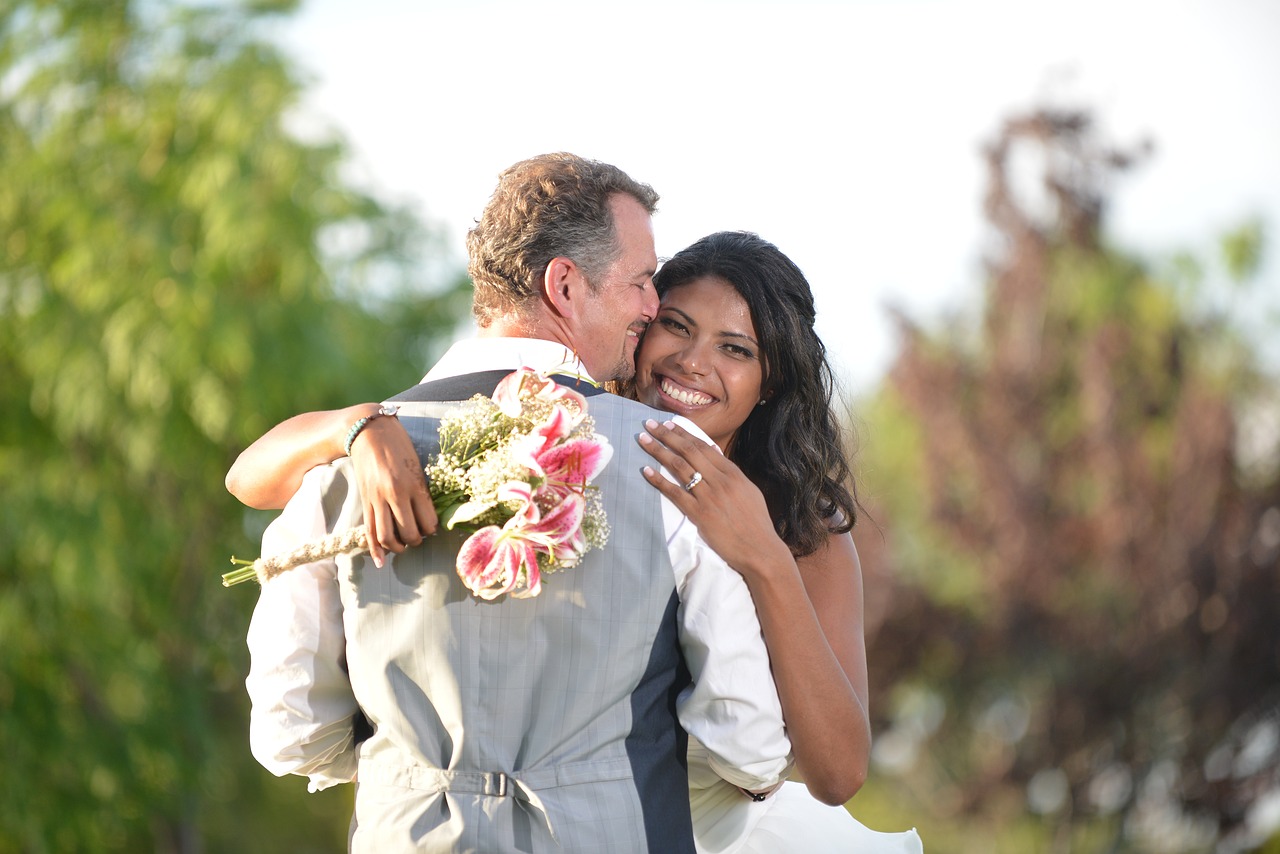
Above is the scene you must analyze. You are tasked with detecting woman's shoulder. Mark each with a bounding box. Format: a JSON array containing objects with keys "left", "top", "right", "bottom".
[{"left": 795, "top": 529, "right": 860, "bottom": 579}]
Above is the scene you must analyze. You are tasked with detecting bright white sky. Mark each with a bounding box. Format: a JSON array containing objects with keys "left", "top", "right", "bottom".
[{"left": 276, "top": 0, "right": 1280, "bottom": 394}]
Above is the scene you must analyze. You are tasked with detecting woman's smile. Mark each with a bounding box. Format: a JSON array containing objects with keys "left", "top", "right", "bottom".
[{"left": 657, "top": 375, "right": 715, "bottom": 408}]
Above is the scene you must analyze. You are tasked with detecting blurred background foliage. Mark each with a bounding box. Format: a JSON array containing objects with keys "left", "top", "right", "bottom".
[
  {"left": 0, "top": 0, "right": 467, "bottom": 850},
  {"left": 1, "top": 1, "right": 1277, "bottom": 853}
]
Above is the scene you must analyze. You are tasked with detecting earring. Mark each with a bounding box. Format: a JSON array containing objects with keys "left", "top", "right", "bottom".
[{"left": 758, "top": 399, "right": 767, "bottom": 406}]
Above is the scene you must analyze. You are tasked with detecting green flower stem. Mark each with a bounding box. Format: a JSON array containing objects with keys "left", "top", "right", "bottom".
[{"left": 222, "top": 558, "right": 259, "bottom": 587}]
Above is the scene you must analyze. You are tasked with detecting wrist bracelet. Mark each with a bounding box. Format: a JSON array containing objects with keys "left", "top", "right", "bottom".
[{"left": 344, "top": 404, "right": 399, "bottom": 456}]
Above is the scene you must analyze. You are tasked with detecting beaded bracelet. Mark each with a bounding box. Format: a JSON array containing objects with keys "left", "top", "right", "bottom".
[{"left": 344, "top": 404, "right": 399, "bottom": 456}]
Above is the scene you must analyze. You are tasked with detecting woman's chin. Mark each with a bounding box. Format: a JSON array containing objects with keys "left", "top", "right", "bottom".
[{"left": 634, "top": 380, "right": 662, "bottom": 411}]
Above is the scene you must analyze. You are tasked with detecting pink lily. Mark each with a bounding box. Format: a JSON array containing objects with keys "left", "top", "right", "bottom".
[
  {"left": 493, "top": 368, "right": 588, "bottom": 420},
  {"left": 507, "top": 404, "right": 612, "bottom": 493},
  {"left": 455, "top": 483, "right": 588, "bottom": 600},
  {"left": 506, "top": 405, "right": 578, "bottom": 473},
  {"left": 534, "top": 436, "right": 613, "bottom": 502}
]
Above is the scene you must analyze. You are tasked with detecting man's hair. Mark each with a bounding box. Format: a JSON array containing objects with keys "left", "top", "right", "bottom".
[{"left": 466, "top": 153, "right": 659, "bottom": 326}]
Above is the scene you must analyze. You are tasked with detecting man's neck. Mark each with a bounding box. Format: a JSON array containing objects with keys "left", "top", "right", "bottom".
[{"left": 481, "top": 312, "right": 572, "bottom": 350}]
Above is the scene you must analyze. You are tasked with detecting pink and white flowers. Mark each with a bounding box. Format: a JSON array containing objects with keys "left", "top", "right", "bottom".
[
  {"left": 432, "top": 370, "right": 612, "bottom": 599},
  {"left": 225, "top": 368, "right": 612, "bottom": 598}
]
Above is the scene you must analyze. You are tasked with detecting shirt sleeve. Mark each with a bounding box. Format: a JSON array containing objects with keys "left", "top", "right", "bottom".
[
  {"left": 245, "top": 463, "right": 360, "bottom": 793},
  {"left": 662, "top": 417, "right": 794, "bottom": 791}
]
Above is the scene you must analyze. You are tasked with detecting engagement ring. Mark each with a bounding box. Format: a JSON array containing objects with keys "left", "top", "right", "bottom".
[{"left": 683, "top": 471, "right": 703, "bottom": 491}]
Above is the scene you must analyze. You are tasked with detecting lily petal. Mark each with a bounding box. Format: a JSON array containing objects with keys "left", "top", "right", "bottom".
[{"left": 535, "top": 437, "right": 613, "bottom": 499}]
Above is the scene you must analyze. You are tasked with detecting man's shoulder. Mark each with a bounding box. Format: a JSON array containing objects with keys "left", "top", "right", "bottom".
[
  {"left": 589, "top": 391, "right": 663, "bottom": 416},
  {"left": 588, "top": 395, "right": 716, "bottom": 447},
  {"left": 385, "top": 370, "right": 514, "bottom": 404},
  {"left": 586, "top": 393, "right": 666, "bottom": 433}
]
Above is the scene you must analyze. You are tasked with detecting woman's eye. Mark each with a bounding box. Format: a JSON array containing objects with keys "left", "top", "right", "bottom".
[{"left": 660, "top": 317, "right": 688, "bottom": 334}]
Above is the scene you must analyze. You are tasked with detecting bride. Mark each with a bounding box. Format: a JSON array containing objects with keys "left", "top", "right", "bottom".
[{"left": 227, "top": 231, "right": 922, "bottom": 853}]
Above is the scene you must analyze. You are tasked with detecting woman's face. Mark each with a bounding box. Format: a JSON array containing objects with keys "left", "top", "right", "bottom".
[{"left": 635, "top": 276, "right": 765, "bottom": 453}]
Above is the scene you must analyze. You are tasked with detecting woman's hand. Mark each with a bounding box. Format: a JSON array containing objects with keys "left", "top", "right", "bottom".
[
  {"left": 637, "top": 419, "right": 788, "bottom": 575},
  {"left": 226, "top": 402, "right": 439, "bottom": 566},
  {"left": 348, "top": 415, "right": 437, "bottom": 566},
  {"left": 639, "top": 417, "right": 872, "bottom": 805}
]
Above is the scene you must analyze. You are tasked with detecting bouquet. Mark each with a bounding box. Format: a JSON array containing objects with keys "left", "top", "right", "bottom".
[{"left": 224, "top": 369, "right": 613, "bottom": 600}]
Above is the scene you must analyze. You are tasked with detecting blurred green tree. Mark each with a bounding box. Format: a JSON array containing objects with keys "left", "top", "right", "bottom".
[
  {"left": 856, "top": 110, "right": 1279, "bottom": 852},
  {"left": 0, "top": 1, "right": 469, "bottom": 850}
]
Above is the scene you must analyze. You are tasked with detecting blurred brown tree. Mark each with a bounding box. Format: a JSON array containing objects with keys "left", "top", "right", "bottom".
[{"left": 857, "top": 109, "right": 1279, "bottom": 852}]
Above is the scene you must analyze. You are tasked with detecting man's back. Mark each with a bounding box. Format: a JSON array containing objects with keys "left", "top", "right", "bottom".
[
  {"left": 247, "top": 350, "right": 791, "bottom": 851},
  {"left": 339, "top": 377, "right": 694, "bottom": 852}
]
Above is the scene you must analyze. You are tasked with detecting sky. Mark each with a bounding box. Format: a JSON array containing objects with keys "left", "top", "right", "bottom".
[{"left": 274, "top": 0, "right": 1280, "bottom": 394}]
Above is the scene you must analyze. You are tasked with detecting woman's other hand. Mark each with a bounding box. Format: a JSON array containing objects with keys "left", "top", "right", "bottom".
[
  {"left": 348, "top": 415, "right": 437, "bottom": 566},
  {"left": 637, "top": 419, "right": 788, "bottom": 574}
]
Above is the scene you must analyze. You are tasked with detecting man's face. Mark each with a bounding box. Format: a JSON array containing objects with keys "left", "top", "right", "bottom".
[{"left": 576, "top": 194, "right": 659, "bottom": 382}]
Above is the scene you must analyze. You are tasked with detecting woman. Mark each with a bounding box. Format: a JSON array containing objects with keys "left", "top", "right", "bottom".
[{"left": 227, "top": 232, "right": 921, "bottom": 853}]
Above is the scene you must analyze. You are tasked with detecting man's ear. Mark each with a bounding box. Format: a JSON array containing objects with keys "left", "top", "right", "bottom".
[{"left": 544, "top": 256, "right": 587, "bottom": 320}]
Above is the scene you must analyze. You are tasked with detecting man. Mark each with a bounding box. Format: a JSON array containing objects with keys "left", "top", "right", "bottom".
[{"left": 246, "top": 153, "right": 791, "bottom": 852}]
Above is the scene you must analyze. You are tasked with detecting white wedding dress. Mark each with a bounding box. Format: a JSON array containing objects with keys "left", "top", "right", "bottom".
[{"left": 688, "top": 740, "right": 923, "bottom": 853}]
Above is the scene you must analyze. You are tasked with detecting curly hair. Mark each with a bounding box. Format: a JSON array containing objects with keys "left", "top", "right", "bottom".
[
  {"left": 466, "top": 153, "right": 659, "bottom": 327},
  {"left": 651, "top": 232, "right": 859, "bottom": 556}
]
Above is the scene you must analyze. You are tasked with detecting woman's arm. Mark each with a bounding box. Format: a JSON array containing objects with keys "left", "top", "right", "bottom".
[
  {"left": 638, "top": 419, "right": 870, "bottom": 805},
  {"left": 226, "top": 405, "right": 436, "bottom": 564}
]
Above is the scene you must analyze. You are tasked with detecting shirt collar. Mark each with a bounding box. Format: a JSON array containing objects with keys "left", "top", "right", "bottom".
[{"left": 422, "top": 337, "right": 599, "bottom": 385}]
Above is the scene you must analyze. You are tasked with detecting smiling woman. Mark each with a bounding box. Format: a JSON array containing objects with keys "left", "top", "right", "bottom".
[
  {"left": 638, "top": 231, "right": 858, "bottom": 556},
  {"left": 636, "top": 275, "right": 766, "bottom": 452},
  {"left": 632, "top": 231, "right": 920, "bottom": 851}
]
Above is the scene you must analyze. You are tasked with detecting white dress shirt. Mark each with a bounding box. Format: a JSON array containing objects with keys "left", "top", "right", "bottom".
[{"left": 246, "top": 337, "right": 792, "bottom": 793}]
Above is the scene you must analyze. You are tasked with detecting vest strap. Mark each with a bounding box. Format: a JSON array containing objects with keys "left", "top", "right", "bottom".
[{"left": 360, "top": 756, "right": 636, "bottom": 845}]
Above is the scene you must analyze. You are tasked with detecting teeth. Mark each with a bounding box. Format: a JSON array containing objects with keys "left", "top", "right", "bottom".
[{"left": 661, "top": 378, "right": 713, "bottom": 406}]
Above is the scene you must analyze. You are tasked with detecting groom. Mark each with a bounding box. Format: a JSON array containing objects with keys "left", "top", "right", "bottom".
[{"left": 246, "top": 153, "right": 791, "bottom": 852}]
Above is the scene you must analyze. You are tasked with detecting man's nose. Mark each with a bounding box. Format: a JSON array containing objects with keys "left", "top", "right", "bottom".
[{"left": 641, "top": 279, "right": 659, "bottom": 321}]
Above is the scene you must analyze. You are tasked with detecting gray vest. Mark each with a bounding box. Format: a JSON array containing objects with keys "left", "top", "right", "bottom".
[{"left": 331, "top": 372, "right": 695, "bottom": 853}]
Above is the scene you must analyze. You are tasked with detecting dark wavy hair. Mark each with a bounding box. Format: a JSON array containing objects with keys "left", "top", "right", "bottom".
[{"left": 652, "top": 231, "right": 858, "bottom": 556}]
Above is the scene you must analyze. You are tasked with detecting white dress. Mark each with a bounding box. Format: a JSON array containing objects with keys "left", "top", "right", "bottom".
[{"left": 689, "top": 740, "right": 923, "bottom": 853}]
